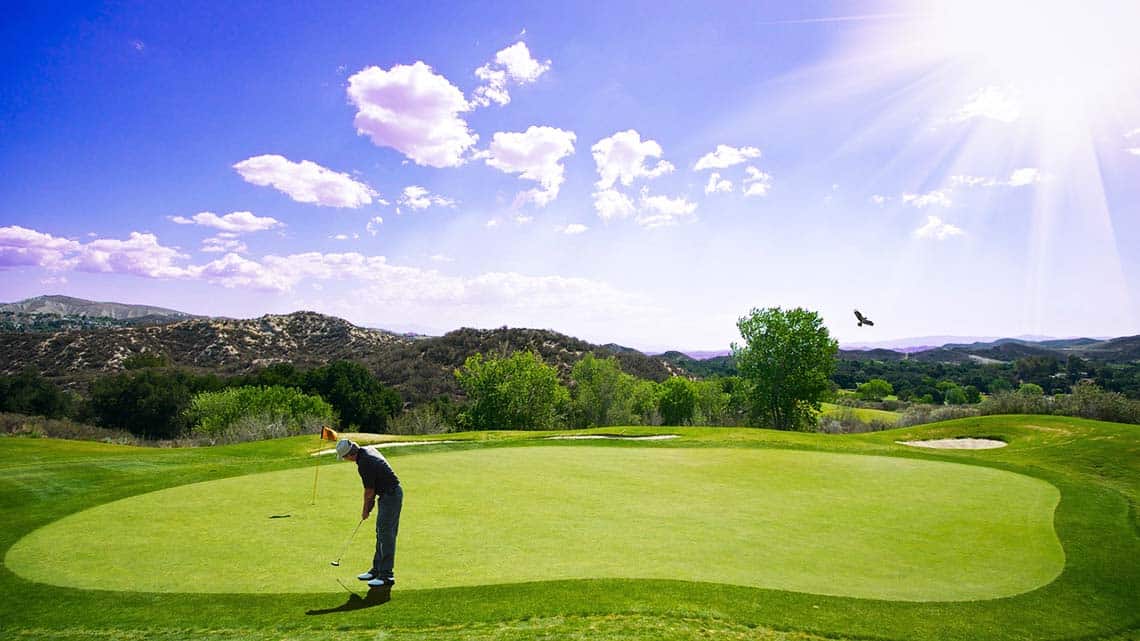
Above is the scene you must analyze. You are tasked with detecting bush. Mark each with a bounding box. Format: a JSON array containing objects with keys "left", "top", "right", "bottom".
[
  {"left": 0, "top": 412, "right": 141, "bottom": 445},
  {"left": 817, "top": 408, "right": 896, "bottom": 434},
  {"left": 0, "top": 370, "right": 74, "bottom": 419},
  {"left": 388, "top": 405, "right": 452, "bottom": 435},
  {"left": 856, "top": 379, "right": 893, "bottom": 401},
  {"left": 658, "top": 377, "right": 697, "bottom": 426},
  {"left": 303, "top": 361, "right": 402, "bottom": 433},
  {"left": 978, "top": 391, "right": 1050, "bottom": 416},
  {"left": 1052, "top": 382, "right": 1140, "bottom": 424},
  {"left": 85, "top": 369, "right": 222, "bottom": 439},
  {"left": 897, "top": 405, "right": 981, "bottom": 427},
  {"left": 186, "top": 386, "right": 337, "bottom": 443}
]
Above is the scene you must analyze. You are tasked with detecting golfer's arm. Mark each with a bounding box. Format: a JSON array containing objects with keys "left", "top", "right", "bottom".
[{"left": 362, "top": 487, "right": 376, "bottom": 516}]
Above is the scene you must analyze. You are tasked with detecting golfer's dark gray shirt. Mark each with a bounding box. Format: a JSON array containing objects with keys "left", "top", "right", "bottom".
[{"left": 356, "top": 446, "right": 400, "bottom": 493}]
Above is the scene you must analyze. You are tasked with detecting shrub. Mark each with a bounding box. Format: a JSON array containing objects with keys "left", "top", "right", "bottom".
[
  {"left": 186, "top": 386, "right": 337, "bottom": 442},
  {"left": 979, "top": 391, "right": 1050, "bottom": 416},
  {"left": 0, "top": 412, "right": 141, "bottom": 445},
  {"left": 817, "top": 408, "right": 896, "bottom": 434},
  {"left": 856, "top": 379, "right": 893, "bottom": 402},
  {"left": 0, "top": 370, "right": 74, "bottom": 419},
  {"left": 1052, "top": 382, "right": 1140, "bottom": 425},
  {"left": 897, "top": 405, "right": 981, "bottom": 427},
  {"left": 303, "top": 361, "right": 402, "bottom": 433},
  {"left": 85, "top": 369, "right": 221, "bottom": 439},
  {"left": 388, "top": 405, "right": 452, "bottom": 435}
]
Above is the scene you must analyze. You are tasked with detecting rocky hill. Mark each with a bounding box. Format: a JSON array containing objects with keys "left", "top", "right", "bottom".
[
  {"left": 0, "top": 311, "right": 682, "bottom": 402},
  {"left": 0, "top": 295, "right": 197, "bottom": 321}
]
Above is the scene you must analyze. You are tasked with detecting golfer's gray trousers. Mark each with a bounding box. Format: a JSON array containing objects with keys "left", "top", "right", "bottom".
[{"left": 372, "top": 485, "right": 403, "bottom": 578}]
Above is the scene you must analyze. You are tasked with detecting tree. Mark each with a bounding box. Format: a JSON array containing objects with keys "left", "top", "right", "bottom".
[
  {"left": 856, "top": 378, "right": 893, "bottom": 402},
  {"left": 455, "top": 351, "right": 569, "bottom": 430},
  {"left": 86, "top": 369, "right": 221, "bottom": 439},
  {"left": 658, "top": 377, "right": 696, "bottom": 426},
  {"left": 1018, "top": 382, "right": 1045, "bottom": 397},
  {"left": 570, "top": 353, "right": 637, "bottom": 427},
  {"left": 303, "top": 361, "right": 401, "bottom": 433},
  {"left": 0, "top": 369, "right": 73, "bottom": 418},
  {"left": 732, "top": 307, "right": 838, "bottom": 430}
]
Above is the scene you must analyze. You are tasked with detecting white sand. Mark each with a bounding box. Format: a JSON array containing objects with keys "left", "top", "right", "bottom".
[
  {"left": 897, "top": 438, "right": 1007, "bottom": 449},
  {"left": 544, "top": 434, "right": 680, "bottom": 441}
]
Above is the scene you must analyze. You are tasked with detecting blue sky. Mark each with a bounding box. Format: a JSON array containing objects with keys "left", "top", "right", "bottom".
[{"left": 2, "top": 0, "right": 1139, "bottom": 350}]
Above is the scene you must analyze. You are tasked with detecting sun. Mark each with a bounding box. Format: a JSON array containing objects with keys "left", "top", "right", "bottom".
[{"left": 912, "top": 0, "right": 1140, "bottom": 122}]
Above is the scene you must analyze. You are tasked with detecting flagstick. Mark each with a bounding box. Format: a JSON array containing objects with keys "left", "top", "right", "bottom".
[{"left": 311, "top": 433, "right": 322, "bottom": 505}]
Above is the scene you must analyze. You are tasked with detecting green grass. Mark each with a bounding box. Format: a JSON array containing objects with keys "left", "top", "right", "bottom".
[
  {"left": 819, "top": 401, "right": 901, "bottom": 424},
  {"left": 1, "top": 417, "right": 1138, "bottom": 640},
  {"left": 7, "top": 448, "right": 1061, "bottom": 600}
]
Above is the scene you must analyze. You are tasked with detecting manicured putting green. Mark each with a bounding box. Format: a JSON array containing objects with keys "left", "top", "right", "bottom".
[{"left": 6, "top": 446, "right": 1063, "bottom": 600}]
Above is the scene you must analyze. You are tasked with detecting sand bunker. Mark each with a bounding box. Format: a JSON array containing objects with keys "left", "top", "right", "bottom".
[
  {"left": 312, "top": 440, "right": 461, "bottom": 456},
  {"left": 544, "top": 434, "right": 680, "bottom": 441},
  {"left": 898, "top": 438, "right": 1007, "bottom": 450}
]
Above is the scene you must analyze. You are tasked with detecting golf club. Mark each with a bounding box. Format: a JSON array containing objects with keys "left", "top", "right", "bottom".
[{"left": 329, "top": 517, "right": 366, "bottom": 567}]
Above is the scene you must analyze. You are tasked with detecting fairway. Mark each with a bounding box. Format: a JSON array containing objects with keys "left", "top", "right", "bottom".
[{"left": 6, "top": 445, "right": 1063, "bottom": 601}]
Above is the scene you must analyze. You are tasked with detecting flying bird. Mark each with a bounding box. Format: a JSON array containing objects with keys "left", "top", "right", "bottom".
[{"left": 854, "top": 310, "right": 874, "bottom": 327}]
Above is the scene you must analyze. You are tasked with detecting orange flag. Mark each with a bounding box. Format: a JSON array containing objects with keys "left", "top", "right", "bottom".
[{"left": 320, "top": 426, "right": 339, "bottom": 442}]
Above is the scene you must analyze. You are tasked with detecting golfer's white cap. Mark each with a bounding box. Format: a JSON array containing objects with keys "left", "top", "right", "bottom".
[{"left": 335, "top": 439, "right": 357, "bottom": 460}]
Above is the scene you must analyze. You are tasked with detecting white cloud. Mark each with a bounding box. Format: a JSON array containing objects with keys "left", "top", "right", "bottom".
[
  {"left": 952, "top": 168, "right": 1041, "bottom": 188},
  {"left": 954, "top": 86, "right": 1021, "bottom": 123},
  {"left": 557, "top": 223, "right": 588, "bottom": 235},
  {"left": 693, "top": 144, "right": 761, "bottom": 171},
  {"left": 592, "top": 189, "right": 637, "bottom": 221},
  {"left": 1125, "top": 128, "right": 1140, "bottom": 139},
  {"left": 1128, "top": 148, "right": 1140, "bottom": 156},
  {"left": 742, "top": 166, "right": 773, "bottom": 197},
  {"left": 704, "top": 172, "right": 733, "bottom": 194},
  {"left": 202, "top": 236, "right": 248, "bottom": 254},
  {"left": 398, "top": 186, "right": 456, "bottom": 210},
  {"left": 366, "top": 217, "right": 383, "bottom": 237},
  {"left": 485, "top": 219, "right": 500, "bottom": 229},
  {"left": 169, "top": 211, "right": 282, "bottom": 233},
  {"left": 950, "top": 175, "right": 994, "bottom": 187},
  {"left": 636, "top": 187, "right": 697, "bottom": 228},
  {"left": 0, "top": 226, "right": 82, "bottom": 270},
  {"left": 481, "top": 126, "right": 576, "bottom": 207},
  {"left": 471, "top": 41, "right": 550, "bottom": 107},
  {"left": 233, "top": 155, "right": 377, "bottom": 208},
  {"left": 77, "top": 232, "right": 191, "bottom": 279},
  {"left": 591, "top": 130, "right": 674, "bottom": 190},
  {"left": 514, "top": 215, "right": 534, "bottom": 224},
  {"left": 1006, "top": 167, "right": 1041, "bottom": 186},
  {"left": 870, "top": 194, "right": 888, "bottom": 205},
  {"left": 902, "top": 190, "right": 952, "bottom": 208},
  {"left": 346, "top": 61, "right": 477, "bottom": 168},
  {"left": 429, "top": 254, "right": 454, "bottom": 263},
  {"left": 913, "top": 215, "right": 965, "bottom": 240}
]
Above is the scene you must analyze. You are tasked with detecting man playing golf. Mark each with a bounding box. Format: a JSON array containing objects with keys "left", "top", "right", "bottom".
[{"left": 335, "top": 438, "right": 403, "bottom": 588}]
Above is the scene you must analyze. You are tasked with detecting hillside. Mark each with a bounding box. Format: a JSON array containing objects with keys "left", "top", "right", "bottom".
[
  {"left": 0, "top": 295, "right": 197, "bottom": 321},
  {"left": 0, "top": 311, "right": 681, "bottom": 403}
]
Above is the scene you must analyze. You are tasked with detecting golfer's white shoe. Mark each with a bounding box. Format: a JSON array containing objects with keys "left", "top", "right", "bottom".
[
  {"left": 357, "top": 571, "right": 377, "bottom": 581},
  {"left": 367, "top": 577, "right": 386, "bottom": 587}
]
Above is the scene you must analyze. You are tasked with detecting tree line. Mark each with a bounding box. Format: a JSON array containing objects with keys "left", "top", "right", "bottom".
[{"left": 4, "top": 306, "right": 1139, "bottom": 440}]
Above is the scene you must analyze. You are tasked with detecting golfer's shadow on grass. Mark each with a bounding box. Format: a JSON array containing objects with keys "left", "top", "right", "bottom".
[{"left": 305, "top": 585, "right": 391, "bottom": 615}]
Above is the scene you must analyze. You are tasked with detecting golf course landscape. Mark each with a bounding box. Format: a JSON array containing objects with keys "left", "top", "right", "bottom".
[{"left": 2, "top": 415, "right": 1137, "bottom": 640}]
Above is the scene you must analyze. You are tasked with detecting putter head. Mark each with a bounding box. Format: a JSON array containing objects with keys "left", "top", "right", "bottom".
[{"left": 330, "top": 561, "right": 340, "bottom": 567}]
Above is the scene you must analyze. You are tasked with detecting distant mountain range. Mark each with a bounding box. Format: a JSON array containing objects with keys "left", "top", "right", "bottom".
[{"left": 1, "top": 296, "right": 1136, "bottom": 400}]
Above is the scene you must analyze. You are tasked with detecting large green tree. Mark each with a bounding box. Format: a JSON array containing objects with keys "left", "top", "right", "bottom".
[
  {"left": 658, "top": 376, "right": 697, "bottom": 426},
  {"left": 455, "top": 351, "right": 569, "bottom": 430},
  {"left": 302, "top": 361, "right": 401, "bottom": 433},
  {"left": 732, "top": 307, "right": 838, "bottom": 431},
  {"left": 570, "top": 353, "right": 638, "bottom": 427}
]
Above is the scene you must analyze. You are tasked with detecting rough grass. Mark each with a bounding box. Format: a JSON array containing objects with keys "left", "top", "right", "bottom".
[{"left": 1, "top": 417, "right": 1138, "bottom": 641}]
